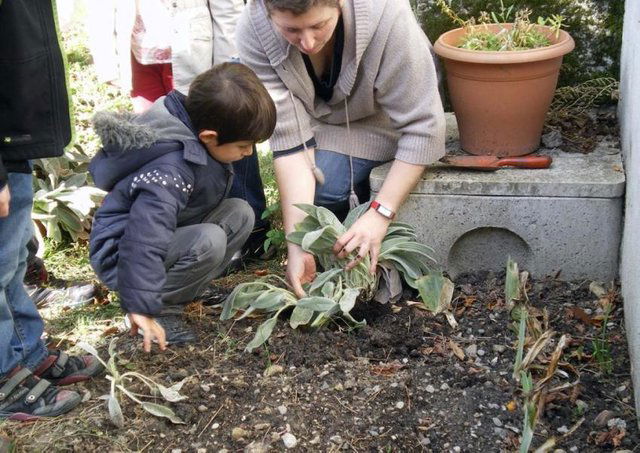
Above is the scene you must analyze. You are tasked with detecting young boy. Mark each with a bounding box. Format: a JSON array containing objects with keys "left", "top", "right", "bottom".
[{"left": 89, "top": 63, "right": 276, "bottom": 352}]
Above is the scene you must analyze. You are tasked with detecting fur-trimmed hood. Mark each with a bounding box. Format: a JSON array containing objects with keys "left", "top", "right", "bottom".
[{"left": 89, "top": 93, "right": 209, "bottom": 191}]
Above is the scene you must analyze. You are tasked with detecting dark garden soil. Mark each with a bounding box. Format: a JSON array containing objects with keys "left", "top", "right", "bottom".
[{"left": 2, "top": 268, "right": 637, "bottom": 452}]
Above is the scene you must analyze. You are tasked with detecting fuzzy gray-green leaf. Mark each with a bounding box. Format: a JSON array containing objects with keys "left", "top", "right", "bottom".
[
  {"left": 339, "top": 288, "right": 360, "bottom": 313},
  {"left": 108, "top": 394, "right": 125, "bottom": 428},
  {"left": 296, "top": 296, "right": 337, "bottom": 312},
  {"left": 251, "top": 290, "right": 286, "bottom": 311},
  {"left": 245, "top": 317, "right": 278, "bottom": 352},
  {"left": 141, "top": 402, "right": 185, "bottom": 424},
  {"left": 415, "top": 271, "right": 454, "bottom": 314},
  {"left": 289, "top": 306, "right": 315, "bottom": 329}
]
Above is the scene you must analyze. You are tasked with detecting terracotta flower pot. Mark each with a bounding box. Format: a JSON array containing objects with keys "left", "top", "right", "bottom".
[{"left": 434, "top": 24, "right": 575, "bottom": 156}]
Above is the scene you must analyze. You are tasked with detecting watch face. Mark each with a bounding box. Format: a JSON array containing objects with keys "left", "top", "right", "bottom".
[{"left": 378, "top": 205, "right": 393, "bottom": 218}]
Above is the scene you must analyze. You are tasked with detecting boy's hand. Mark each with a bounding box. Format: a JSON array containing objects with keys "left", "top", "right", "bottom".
[
  {"left": 286, "top": 244, "right": 316, "bottom": 298},
  {"left": 128, "top": 313, "right": 167, "bottom": 352},
  {"left": 0, "top": 185, "right": 10, "bottom": 217}
]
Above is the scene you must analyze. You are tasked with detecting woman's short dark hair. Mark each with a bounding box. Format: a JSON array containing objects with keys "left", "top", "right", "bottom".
[
  {"left": 186, "top": 63, "right": 276, "bottom": 145},
  {"left": 264, "top": 0, "right": 340, "bottom": 15}
]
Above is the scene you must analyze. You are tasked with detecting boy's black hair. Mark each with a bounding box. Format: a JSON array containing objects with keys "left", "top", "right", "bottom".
[
  {"left": 264, "top": 0, "right": 340, "bottom": 15},
  {"left": 185, "top": 63, "right": 276, "bottom": 145}
]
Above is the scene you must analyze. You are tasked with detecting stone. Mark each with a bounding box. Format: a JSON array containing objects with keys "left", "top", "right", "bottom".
[
  {"left": 371, "top": 144, "right": 625, "bottom": 281},
  {"left": 264, "top": 365, "right": 284, "bottom": 377},
  {"left": 395, "top": 401, "right": 405, "bottom": 409},
  {"left": 607, "top": 418, "right": 627, "bottom": 430},
  {"left": 492, "top": 417, "right": 503, "bottom": 427},
  {"left": 426, "top": 385, "right": 436, "bottom": 393},
  {"left": 465, "top": 344, "right": 478, "bottom": 358},
  {"left": 212, "top": 423, "right": 220, "bottom": 430},
  {"left": 232, "top": 427, "right": 250, "bottom": 441},
  {"left": 594, "top": 409, "right": 616, "bottom": 427},
  {"left": 277, "top": 405, "right": 288, "bottom": 415},
  {"left": 244, "top": 442, "right": 269, "bottom": 453},
  {"left": 282, "top": 433, "right": 297, "bottom": 450},
  {"left": 492, "top": 345, "right": 506, "bottom": 354},
  {"left": 440, "top": 383, "right": 450, "bottom": 391}
]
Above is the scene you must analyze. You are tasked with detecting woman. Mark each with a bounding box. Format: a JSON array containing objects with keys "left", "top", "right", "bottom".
[{"left": 236, "top": 0, "right": 445, "bottom": 297}]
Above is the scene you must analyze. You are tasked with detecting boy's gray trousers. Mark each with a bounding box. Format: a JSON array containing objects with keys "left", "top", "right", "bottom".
[{"left": 160, "top": 198, "right": 254, "bottom": 314}]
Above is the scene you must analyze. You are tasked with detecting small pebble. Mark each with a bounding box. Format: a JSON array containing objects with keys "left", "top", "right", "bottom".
[
  {"left": 232, "top": 427, "right": 250, "bottom": 441},
  {"left": 453, "top": 447, "right": 461, "bottom": 453},
  {"left": 492, "top": 345, "right": 506, "bottom": 354},
  {"left": 465, "top": 344, "right": 478, "bottom": 358},
  {"left": 395, "top": 401, "right": 405, "bottom": 410},
  {"left": 171, "top": 449, "right": 182, "bottom": 453},
  {"left": 212, "top": 423, "right": 220, "bottom": 430},
  {"left": 557, "top": 425, "right": 569, "bottom": 434},
  {"left": 200, "top": 384, "right": 211, "bottom": 393},
  {"left": 440, "top": 383, "right": 450, "bottom": 391},
  {"left": 277, "top": 405, "right": 288, "bottom": 415},
  {"left": 197, "top": 405, "right": 207, "bottom": 413},
  {"left": 492, "top": 417, "right": 503, "bottom": 427},
  {"left": 607, "top": 418, "right": 627, "bottom": 430},
  {"left": 334, "top": 383, "right": 344, "bottom": 391},
  {"left": 477, "top": 349, "right": 486, "bottom": 357},
  {"left": 594, "top": 409, "right": 616, "bottom": 427},
  {"left": 264, "top": 365, "right": 284, "bottom": 377},
  {"left": 282, "top": 433, "right": 297, "bottom": 449},
  {"left": 309, "top": 435, "right": 321, "bottom": 445},
  {"left": 426, "top": 385, "right": 436, "bottom": 393}
]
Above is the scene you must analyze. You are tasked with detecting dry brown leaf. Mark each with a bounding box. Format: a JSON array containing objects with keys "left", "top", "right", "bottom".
[
  {"left": 506, "top": 400, "right": 518, "bottom": 411},
  {"left": 370, "top": 361, "right": 405, "bottom": 376},
  {"left": 101, "top": 326, "right": 119, "bottom": 337},
  {"left": 566, "top": 307, "right": 600, "bottom": 326},
  {"left": 449, "top": 339, "right": 465, "bottom": 361}
]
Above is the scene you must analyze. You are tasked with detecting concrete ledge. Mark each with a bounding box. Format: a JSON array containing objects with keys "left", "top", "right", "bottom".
[{"left": 371, "top": 135, "right": 625, "bottom": 280}]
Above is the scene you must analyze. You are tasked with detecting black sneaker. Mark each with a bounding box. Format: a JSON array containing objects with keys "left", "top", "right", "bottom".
[
  {"left": 125, "top": 315, "right": 197, "bottom": 345},
  {"left": 33, "top": 350, "right": 104, "bottom": 386},
  {"left": 0, "top": 367, "right": 81, "bottom": 421}
]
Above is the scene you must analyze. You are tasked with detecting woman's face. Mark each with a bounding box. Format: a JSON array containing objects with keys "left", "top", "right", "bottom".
[{"left": 270, "top": 5, "right": 342, "bottom": 55}]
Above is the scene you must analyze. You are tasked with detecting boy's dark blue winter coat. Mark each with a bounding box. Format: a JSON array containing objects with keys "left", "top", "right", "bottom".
[{"left": 89, "top": 92, "right": 233, "bottom": 316}]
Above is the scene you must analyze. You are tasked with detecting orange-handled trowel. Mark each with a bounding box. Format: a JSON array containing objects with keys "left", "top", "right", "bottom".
[{"left": 438, "top": 155, "right": 552, "bottom": 171}]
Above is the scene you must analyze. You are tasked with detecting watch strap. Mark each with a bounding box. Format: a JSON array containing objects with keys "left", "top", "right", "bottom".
[{"left": 370, "top": 200, "right": 395, "bottom": 219}]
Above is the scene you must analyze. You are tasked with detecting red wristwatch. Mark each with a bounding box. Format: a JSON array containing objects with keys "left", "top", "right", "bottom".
[{"left": 370, "top": 200, "right": 395, "bottom": 220}]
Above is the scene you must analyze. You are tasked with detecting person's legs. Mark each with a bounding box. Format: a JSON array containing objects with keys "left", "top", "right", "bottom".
[
  {"left": 130, "top": 52, "right": 173, "bottom": 113},
  {"left": 162, "top": 198, "right": 255, "bottom": 308},
  {"left": 229, "top": 150, "right": 271, "bottom": 256},
  {"left": 0, "top": 173, "right": 48, "bottom": 378},
  {"left": 313, "top": 150, "right": 386, "bottom": 221}
]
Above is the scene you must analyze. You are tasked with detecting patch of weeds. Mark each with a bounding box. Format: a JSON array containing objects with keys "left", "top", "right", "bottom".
[
  {"left": 591, "top": 305, "right": 614, "bottom": 374},
  {"left": 43, "top": 238, "right": 94, "bottom": 282}
]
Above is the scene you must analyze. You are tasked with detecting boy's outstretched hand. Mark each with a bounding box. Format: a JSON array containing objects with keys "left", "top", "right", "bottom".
[{"left": 128, "top": 313, "right": 167, "bottom": 352}]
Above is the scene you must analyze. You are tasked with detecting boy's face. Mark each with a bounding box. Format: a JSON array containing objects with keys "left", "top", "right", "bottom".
[{"left": 199, "top": 130, "right": 254, "bottom": 163}]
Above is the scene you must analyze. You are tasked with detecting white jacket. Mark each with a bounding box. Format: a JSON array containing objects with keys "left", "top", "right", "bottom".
[{"left": 86, "top": 0, "right": 244, "bottom": 94}]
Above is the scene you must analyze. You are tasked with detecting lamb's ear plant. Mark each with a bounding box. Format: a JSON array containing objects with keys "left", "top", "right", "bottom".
[
  {"left": 78, "top": 339, "right": 187, "bottom": 428},
  {"left": 222, "top": 202, "right": 449, "bottom": 352}
]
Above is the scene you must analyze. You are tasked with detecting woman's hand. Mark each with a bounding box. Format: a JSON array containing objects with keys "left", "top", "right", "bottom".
[
  {"left": 286, "top": 244, "right": 317, "bottom": 298},
  {"left": 333, "top": 209, "right": 391, "bottom": 274},
  {"left": 128, "top": 313, "right": 167, "bottom": 353}
]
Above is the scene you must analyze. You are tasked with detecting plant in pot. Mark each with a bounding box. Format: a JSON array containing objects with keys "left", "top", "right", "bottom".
[{"left": 433, "top": 0, "right": 575, "bottom": 156}]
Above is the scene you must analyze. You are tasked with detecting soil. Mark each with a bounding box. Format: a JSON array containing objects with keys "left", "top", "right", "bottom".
[{"left": 2, "top": 269, "right": 637, "bottom": 452}]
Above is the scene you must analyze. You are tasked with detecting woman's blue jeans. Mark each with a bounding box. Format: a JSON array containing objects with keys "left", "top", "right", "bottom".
[
  {"left": 313, "top": 149, "right": 387, "bottom": 220},
  {"left": 0, "top": 172, "right": 48, "bottom": 378}
]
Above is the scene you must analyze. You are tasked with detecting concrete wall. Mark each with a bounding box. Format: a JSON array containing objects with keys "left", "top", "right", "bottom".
[{"left": 619, "top": 0, "right": 640, "bottom": 421}]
